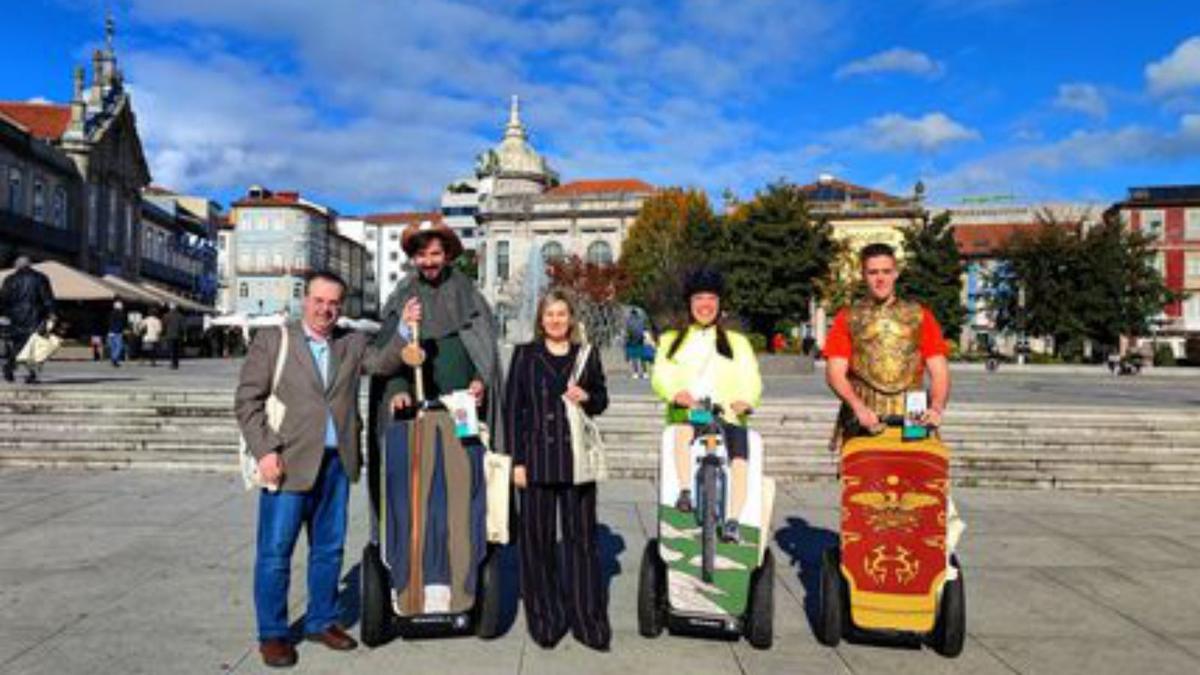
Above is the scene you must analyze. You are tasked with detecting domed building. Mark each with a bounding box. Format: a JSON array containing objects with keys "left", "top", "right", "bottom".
[{"left": 474, "top": 97, "right": 653, "bottom": 339}]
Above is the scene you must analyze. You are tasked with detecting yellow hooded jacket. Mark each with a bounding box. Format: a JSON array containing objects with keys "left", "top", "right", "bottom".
[{"left": 651, "top": 326, "right": 762, "bottom": 426}]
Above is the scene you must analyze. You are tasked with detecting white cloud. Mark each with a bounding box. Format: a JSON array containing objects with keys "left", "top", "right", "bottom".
[
  {"left": 1146, "top": 36, "right": 1200, "bottom": 96},
  {"left": 834, "top": 48, "right": 945, "bottom": 80},
  {"left": 927, "top": 115, "right": 1200, "bottom": 198},
  {"left": 842, "top": 112, "right": 980, "bottom": 153},
  {"left": 116, "top": 0, "right": 850, "bottom": 207},
  {"left": 1053, "top": 83, "right": 1107, "bottom": 119}
]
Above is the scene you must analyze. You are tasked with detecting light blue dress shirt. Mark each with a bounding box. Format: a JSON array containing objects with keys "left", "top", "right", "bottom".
[{"left": 305, "top": 335, "right": 340, "bottom": 450}]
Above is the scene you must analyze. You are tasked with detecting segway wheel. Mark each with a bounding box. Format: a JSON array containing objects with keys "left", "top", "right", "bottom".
[
  {"left": 474, "top": 545, "right": 503, "bottom": 639},
  {"left": 931, "top": 556, "right": 966, "bottom": 658},
  {"left": 816, "top": 546, "right": 845, "bottom": 647},
  {"left": 637, "top": 538, "right": 667, "bottom": 637},
  {"left": 745, "top": 549, "right": 775, "bottom": 649},
  {"left": 360, "top": 542, "right": 393, "bottom": 648}
]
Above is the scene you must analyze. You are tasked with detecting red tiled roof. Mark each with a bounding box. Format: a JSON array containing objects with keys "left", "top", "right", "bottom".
[
  {"left": 952, "top": 222, "right": 1059, "bottom": 257},
  {"left": 0, "top": 102, "right": 71, "bottom": 140},
  {"left": 545, "top": 179, "right": 655, "bottom": 196},
  {"left": 363, "top": 211, "right": 443, "bottom": 226}
]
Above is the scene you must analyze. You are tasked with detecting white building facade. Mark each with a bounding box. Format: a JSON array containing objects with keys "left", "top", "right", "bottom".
[{"left": 475, "top": 97, "right": 652, "bottom": 336}]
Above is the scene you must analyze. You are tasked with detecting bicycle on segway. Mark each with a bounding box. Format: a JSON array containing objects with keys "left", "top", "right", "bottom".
[
  {"left": 638, "top": 399, "right": 776, "bottom": 649},
  {"left": 817, "top": 413, "right": 966, "bottom": 658}
]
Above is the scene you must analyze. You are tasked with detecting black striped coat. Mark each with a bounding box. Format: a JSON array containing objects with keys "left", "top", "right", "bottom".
[{"left": 503, "top": 342, "right": 608, "bottom": 484}]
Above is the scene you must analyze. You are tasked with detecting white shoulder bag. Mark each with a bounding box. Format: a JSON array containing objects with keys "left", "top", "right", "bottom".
[
  {"left": 566, "top": 344, "right": 608, "bottom": 484},
  {"left": 239, "top": 326, "right": 288, "bottom": 491}
]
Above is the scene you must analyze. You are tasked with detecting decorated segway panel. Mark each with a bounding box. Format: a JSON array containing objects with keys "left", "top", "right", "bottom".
[
  {"left": 657, "top": 426, "right": 768, "bottom": 620},
  {"left": 380, "top": 410, "right": 488, "bottom": 618},
  {"left": 840, "top": 427, "right": 948, "bottom": 633}
]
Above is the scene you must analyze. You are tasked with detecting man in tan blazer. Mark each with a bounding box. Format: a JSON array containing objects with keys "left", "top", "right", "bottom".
[{"left": 235, "top": 271, "right": 406, "bottom": 669}]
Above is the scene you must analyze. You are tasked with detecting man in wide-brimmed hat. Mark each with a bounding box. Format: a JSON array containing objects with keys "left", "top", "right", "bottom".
[{"left": 371, "top": 220, "right": 504, "bottom": 447}]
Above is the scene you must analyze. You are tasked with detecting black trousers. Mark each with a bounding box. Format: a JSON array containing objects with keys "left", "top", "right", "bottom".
[
  {"left": 167, "top": 339, "right": 181, "bottom": 368},
  {"left": 518, "top": 482, "right": 610, "bottom": 649},
  {"left": 3, "top": 330, "right": 31, "bottom": 377}
]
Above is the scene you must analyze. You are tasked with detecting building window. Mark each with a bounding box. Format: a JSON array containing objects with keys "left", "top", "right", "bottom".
[
  {"left": 389, "top": 272, "right": 398, "bottom": 282},
  {"left": 218, "top": 236, "right": 226, "bottom": 251},
  {"left": 293, "top": 281, "right": 303, "bottom": 299},
  {"left": 389, "top": 231, "right": 400, "bottom": 241},
  {"left": 256, "top": 252, "right": 267, "bottom": 271},
  {"left": 1187, "top": 209, "right": 1200, "bottom": 240},
  {"left": 1185, "top": 295, "right": 1200, "bottom": 324},
  {"left": 8, "top": 168, "right": 22, "bottom": 213},
  {"left": 239, "top": 282, "right": 249, "bottom": 298},
  {"left": 497, "top": 240, "right": 510, "bottom": 281},
  {"left": 273, "top": 253, "right": 284, "bottom": 271},
  {"left": 1142, "top": 209, "right": 1165, "bottom": 239},
  {"left": 585, "top": 240, "right": 614, "bottom": 265},
  {"left": 32, "top": 180, "right": 45, "bottom": 221},
  {"left": 52, "top": 187, "right": 67, "bottom": 228},
  {"left": 389, "top": 251, "right": 399, "bottom": 261},
  {"left": 1187, "top": 253, "right": 1200, "bottom": 278},
  {"left": 87, "top": 185, "right": 98, "bottom": 246},
  {"left": 107, "top": 191, "right": 118, "bottom": 253},
  {"left": 124, "top": 202, "right": 134, "bottom": 255},
  {"left": 541, "top": 240, "right": 565, "bottom": 262}
]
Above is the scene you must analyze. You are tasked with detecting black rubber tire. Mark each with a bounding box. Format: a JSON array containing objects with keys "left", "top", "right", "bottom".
[
  {"left": 474, "top": 545, "right": 503, "bottom": 639},
  {"left": 817, "top": 546, "right": 845, "bottom": 647},
  {"left": 637, "top": 538, "right": 667, "bottom": 637},
  {"left": 745, "top": 549, "right": 775, "bottom": 649},
  {"left": 931, "top": 557, "right": 966, "bottom": 657},
  {"left": 360, "top": 542, "right": 393, "bottom": 648},
  {"left": 700, "top": 464, "right": 718, "bottom": 583}
]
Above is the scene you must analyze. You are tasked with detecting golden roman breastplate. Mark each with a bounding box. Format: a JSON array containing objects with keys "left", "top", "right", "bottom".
[{"left": 847, "top": 299, "right": 924, "bottom": 417}]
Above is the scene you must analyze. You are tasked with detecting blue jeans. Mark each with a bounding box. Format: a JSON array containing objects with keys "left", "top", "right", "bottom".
[
  {"left": 254, "top": 448, "right": 350, "bottom": 641},
  {"left": 106, "top": 332, "right": 124, "bottom": 364}
]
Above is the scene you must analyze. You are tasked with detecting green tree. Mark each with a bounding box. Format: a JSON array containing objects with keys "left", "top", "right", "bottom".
[
  {"left": 618, "top": 188, "right": 721, "bottom": 323},
  {"left": 1077, "top": 215, "right": 1177, "bottom": 348},
  {"left": 990, "top": 219, "right": 1087, "bottom": 357},
  {"left": 719, "top": 181, "right": 836, "bottom": 336},
  {"left": 990, "top": 211, "right": 1175, "bottom": 359},
  {"left": 897, "top": 212, "right": 966, "bottom": 340}
]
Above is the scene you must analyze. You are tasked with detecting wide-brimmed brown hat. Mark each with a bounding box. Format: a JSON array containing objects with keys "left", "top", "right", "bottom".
[{"left": 401, "top": 221, "right": 464, "bottom": 260}]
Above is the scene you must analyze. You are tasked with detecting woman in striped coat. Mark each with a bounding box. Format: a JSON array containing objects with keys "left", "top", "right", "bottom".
[{"left": 505, "top": 289, "right": 610, "bottom": 651}]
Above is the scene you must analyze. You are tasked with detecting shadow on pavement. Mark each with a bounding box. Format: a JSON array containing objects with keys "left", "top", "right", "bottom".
[
  {"left": 774, "top": 517, "right": 838, "bottom": 635},
  {"left": 598, "top": 523, "right": 625, "bottom": 607}
]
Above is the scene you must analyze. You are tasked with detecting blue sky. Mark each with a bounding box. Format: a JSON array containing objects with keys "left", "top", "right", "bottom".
[{"left": 6, "top": 0, "right": 1200, "bottom": 214}]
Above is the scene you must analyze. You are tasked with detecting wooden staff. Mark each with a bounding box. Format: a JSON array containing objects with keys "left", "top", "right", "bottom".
[{"left": 401, "top": 320, "right": 426, "bottom": 614}]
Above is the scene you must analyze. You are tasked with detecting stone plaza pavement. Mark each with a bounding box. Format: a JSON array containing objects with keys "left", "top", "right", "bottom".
[{"left": 1, "top": 470, "right": 1199, "bottom": 674}]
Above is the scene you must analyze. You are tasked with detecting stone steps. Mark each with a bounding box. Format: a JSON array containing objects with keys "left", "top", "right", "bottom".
[{"left": 2, "top": 387, "right": 1199, "bottom": 492}]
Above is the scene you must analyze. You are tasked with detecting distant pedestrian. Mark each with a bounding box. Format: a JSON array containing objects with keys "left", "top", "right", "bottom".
[
  {"left": 163, "top": 303, "right": 185, "bottom": 369},
  {"left": 0, "top": 256, "right": 55, "bottom": 383},
  {"left": 625, "top": 308, "right": 649, "bottom": 379},
  {"left": 137, "top": 309, "right": 164, "bottom": 367},
  {"left": 107, "top": 301, "right": 127, "bottom": 367}
]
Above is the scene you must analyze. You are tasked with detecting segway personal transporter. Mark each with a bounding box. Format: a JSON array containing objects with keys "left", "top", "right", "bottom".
[
  {"left": 817, "top": 412, "right": 966, "bottom": 657},
  {"left": 359, "top": 322, "right": 507, "bottom": 646},
  {"left": 638, "top": 400, "right": 776, "bottom": 648}
]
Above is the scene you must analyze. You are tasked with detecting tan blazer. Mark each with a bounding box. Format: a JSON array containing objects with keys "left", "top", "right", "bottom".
[{"left": 235, "top": 321, "right": 406, "bottom": 492}]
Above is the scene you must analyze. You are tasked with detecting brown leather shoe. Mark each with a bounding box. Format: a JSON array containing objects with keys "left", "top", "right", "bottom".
[
  {"left": 305, "top": 625, "right": 358, "bottom": 651},
  {"left": 259, "top": 639, "right": 297, "bottom": 668}
]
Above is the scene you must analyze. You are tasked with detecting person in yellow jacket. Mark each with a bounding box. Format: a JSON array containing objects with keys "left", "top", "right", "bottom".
[{"left": 652, "top": 268, "right": 762, "bottom": 543}]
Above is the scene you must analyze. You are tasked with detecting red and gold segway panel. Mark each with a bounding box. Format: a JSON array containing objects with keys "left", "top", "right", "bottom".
[{"left": 840, "top": 428, "right": 948, "bottom": 632}]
